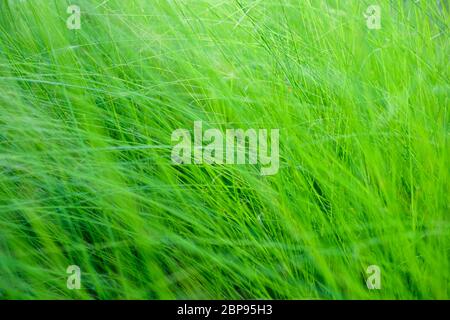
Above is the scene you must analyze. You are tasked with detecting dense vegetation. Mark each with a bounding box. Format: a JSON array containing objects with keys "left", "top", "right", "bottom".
[{"left": 0, "top": 0, "right": 448, "bottom": 299}]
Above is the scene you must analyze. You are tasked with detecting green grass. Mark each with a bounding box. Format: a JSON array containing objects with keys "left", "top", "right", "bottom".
[{"left": 0, "top": 0, "right": 448, "bottom": 299}]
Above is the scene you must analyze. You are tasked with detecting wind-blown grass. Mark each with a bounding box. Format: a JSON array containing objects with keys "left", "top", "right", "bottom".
[{"left": 0, "top": 0, "right": 448, "bottom": 299}]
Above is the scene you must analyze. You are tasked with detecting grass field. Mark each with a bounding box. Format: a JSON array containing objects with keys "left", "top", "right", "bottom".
[{"left": 0, "top": 0, "right": 448, "bottom": 299}]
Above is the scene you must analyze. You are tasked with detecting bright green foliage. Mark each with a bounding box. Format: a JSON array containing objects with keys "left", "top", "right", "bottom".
[{"left": 0, "top": 0, "right": 448, "bottom": 299}]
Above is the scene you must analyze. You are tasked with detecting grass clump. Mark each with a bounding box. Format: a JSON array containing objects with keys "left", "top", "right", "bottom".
[{"left": 0, "top": 0, "right": 448, "bottom": 299}]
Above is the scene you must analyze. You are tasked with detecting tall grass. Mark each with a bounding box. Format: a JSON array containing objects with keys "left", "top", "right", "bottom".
[{"left": 0, "top": 0, "right": 448, "bottom": 299}]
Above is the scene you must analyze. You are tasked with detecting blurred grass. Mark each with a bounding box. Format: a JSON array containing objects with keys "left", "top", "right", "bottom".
[{"left": 0, "top": 0, "right": 448, "bottom": 299}]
